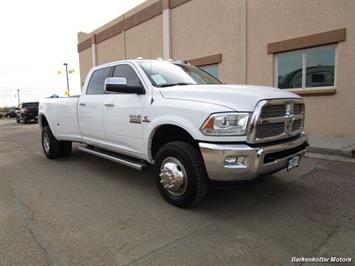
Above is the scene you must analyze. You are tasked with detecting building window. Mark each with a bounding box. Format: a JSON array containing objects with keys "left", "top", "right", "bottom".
[
  {"left": 200, "top": 64, "right": 219, "bottom": 79},
  {"left": 275, "top": 46, "right": 336, "bottom": 89}
]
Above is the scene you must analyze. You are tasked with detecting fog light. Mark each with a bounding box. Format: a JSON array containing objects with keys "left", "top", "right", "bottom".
[
  {"left": 224, "top": 156, "right": 246, "bottom": 166},
  {"left": 225, "top": 156, "right": 237, "bottom": 165}
]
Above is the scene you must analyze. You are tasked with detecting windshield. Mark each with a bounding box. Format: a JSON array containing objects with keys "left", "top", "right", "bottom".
[
  {"left": 138, "top": 61, "right": 222, "bottom": 87},
  {"left": 22, "top": 102, "right": 39, "bottom": 108}
]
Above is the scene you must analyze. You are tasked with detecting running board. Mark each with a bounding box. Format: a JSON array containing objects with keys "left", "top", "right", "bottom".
[{"left": 78, "top": 146, "right": 147, "bottom": 170}]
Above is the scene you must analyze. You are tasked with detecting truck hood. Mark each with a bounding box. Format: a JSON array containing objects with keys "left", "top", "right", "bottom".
[{"left": 159, "top": 84, "right": 300, "bottom": 111}]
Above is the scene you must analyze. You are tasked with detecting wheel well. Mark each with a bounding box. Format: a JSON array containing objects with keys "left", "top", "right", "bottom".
[
  {"left": 40, "top": 115, "right": 49, "bottom": 128},
  {"left": 151, "top": 125, "right": 197, "bottom": 159}
]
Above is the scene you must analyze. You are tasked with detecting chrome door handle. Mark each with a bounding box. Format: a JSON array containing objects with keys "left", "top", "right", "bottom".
[
  {"left": 79, "top": 103, "right": 86, "bottom": 106},
  {"left": 104, "top": 103, "right": 115, "bottom": 107}
]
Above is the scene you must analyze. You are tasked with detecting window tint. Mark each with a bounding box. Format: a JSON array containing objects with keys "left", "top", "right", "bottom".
[
  {"left": 199, "top": 64, "right": 219, "bottom": 79},
  {"left": 87, "top": 67, "right": 112, "bottom": 94},
  {"left": 277, "top": 52, "right": 302, "bottom": 89},
  {"left": 306, "top": 46, "right": 335, "bottom": 88},
  {"left": 138, "top": 61, "right": 221, "bottom": 87},
  {"left": 113, "top": 64, "right": 141, "bottom": 87}
]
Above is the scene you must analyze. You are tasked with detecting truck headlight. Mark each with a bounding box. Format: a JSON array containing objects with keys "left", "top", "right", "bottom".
[{"left": 200, "top": 112, "right": 250, "bottom": 136}]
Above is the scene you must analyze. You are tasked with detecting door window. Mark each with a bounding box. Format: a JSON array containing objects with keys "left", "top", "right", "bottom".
[
  {"left": 86, "top": 67, "right": 112, "bottom": 94},
  {"left": 113, "top": 64, "right": 141, "bottom": 87}
]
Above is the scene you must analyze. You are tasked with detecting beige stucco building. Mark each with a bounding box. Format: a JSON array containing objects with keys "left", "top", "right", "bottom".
[{"left": 77, "top": 0, "right": 355, "bottom": 138}]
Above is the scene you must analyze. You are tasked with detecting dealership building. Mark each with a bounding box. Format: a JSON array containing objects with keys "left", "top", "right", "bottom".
[{"left": 77, "top": 0, "right": 355, "bottom": 138}]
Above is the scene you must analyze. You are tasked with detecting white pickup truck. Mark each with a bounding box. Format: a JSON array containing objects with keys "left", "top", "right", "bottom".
[{"left": 39, "top": 59, "right": 308, "bottom": 207}]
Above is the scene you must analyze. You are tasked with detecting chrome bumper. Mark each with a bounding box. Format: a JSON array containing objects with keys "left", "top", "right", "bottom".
[{"left": 199, "top": 135, "right": 308, "bottom": 181}]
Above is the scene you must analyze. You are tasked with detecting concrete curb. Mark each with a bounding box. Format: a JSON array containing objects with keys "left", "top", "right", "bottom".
[
  {"left": 306, "top": 152, "right": 355, "bottom": 163},
  {"left": 307, "top": 146, "right": 354, "bottom": 158},
  {"left": 307, "top": 135, "right": 355, "bottom": 158}
]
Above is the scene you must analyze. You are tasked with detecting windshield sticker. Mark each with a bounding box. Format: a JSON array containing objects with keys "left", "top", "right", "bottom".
[{"left": 151, "top": 74, "right": 167, "bottom": 85}]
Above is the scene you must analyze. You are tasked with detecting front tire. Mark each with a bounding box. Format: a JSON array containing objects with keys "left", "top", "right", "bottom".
[{"left": 154, "top": 141, "right": 209, "bottom": 208}]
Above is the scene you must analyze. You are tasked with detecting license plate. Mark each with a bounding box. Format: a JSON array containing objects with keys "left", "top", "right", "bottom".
[{"left": 287, "top": 155, "right": 300, "bottom": 171}]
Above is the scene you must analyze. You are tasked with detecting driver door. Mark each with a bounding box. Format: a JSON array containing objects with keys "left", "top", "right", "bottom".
[{"left": 103, "top": 63, "right": 145, "bottom": 156}]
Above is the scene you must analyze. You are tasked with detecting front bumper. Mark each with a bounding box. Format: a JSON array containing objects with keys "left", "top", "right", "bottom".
[{"left": 199, "top": 134, "right": 308, "bottom": 181}]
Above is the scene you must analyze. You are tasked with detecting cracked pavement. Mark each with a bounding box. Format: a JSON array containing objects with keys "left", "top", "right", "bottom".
[{"left": 0, "top": 119, "right": 354, "bottom": 265}]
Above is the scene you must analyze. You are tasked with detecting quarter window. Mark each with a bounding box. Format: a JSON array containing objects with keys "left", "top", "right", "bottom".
[
  {"left": 276, "top": 46, "right": 335, "bottom": 89},
  {"left": 86, "top": 67, "right": 112, "bottom": 94}
]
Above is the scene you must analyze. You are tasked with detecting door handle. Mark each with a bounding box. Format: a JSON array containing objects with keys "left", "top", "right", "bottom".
[
  {"left": 79, "top": 103, "right": 86, "bottom": 106},
  {"left": 104, "top": 103, "right": 115, "bottom": 107}
]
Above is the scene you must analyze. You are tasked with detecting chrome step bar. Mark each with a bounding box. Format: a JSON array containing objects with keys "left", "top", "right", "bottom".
[{"left": 78, "top": 146, "right": 147, "bottom": 170}]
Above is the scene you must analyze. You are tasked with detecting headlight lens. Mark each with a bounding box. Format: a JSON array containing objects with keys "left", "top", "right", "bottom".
[{"left": 201, "top": 112, "right": 250, "bottom": 136}]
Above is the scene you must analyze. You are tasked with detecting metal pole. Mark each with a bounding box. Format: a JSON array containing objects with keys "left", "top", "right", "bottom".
[
  {"left": 63, "top": 63, "right": 70, "bottom": 93},
  {"left": 17, "top": 89, "right": 20, "bottom": 105}
]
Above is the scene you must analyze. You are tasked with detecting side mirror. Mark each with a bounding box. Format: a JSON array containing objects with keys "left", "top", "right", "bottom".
[{"left": 104, "top": 77, "right": 145, "bottom": 95}]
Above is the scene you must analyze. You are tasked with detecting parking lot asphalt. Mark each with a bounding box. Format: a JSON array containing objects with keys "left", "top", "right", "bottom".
[{"left": 0, "top": 119, "right": 354, "bottom": 266}]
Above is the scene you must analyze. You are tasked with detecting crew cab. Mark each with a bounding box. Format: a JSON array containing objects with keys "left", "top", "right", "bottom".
[{"left": 39, "top": 59, "right": 308, "bottom": 208}]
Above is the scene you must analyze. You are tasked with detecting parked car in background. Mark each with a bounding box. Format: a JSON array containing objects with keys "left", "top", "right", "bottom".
[
  {"left": 16, "top": 102, "right": 39, "bottom": 123},
  {"left": 4, "top": 110, "right": 17, "bottom": 118}
]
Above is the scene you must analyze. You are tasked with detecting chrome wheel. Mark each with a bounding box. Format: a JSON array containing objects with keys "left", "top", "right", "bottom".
[
  {"left": 43, "top": 133, "right": 50, "bottom": 153},
  {"left": 159, "top": 157, "right": 188, "bottom": 196}
]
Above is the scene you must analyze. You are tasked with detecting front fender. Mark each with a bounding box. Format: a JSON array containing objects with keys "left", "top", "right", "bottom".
[{"left": 143, "top": 115, "right": 201, "bottom": 162}]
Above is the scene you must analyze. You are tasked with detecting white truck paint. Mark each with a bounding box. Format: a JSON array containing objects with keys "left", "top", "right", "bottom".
[{"left": 39, "top": 59, "right": 308, "bottom": 207}]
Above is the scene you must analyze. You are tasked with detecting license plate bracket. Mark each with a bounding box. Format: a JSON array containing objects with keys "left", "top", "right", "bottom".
[{"left": 287, "top": 155, "right": 300, "bottom": 171}]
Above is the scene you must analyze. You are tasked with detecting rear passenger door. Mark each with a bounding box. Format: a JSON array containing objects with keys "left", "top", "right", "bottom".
[{"left": 78, "top": 66, "right": 112, "bottom": 144}]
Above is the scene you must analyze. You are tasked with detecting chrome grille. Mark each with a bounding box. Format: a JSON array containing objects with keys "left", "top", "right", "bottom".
[
  {"left": 247, "top": 99, "right": 305, "bottom": 143},
  {"left": 292, "top": 119, "right": 302, "bottom": 131},
  {"left": 260, "top": 105, "right": 286, "bottom": 118},
  {"left": 294, "top": 104, "right": 304, "bottom": 115},
  {"left": 256, "top": 122, "right": 285, "bottom": 138}
]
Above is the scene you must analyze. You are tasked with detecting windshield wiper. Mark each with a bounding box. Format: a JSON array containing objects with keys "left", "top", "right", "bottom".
[{"left": 159, "top": 82, "right": 194, "bottom": 88}]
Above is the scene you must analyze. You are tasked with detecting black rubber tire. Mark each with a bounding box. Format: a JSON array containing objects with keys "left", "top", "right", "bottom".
[
  {"left": 41, "top": 126, "right": 62, "bottom": 159},
  {"left": 59, "top": 141, "right": 72, "bottom": 157},
  {"left": 154, "top": 141, "right": 209, "bottom": 208}
]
